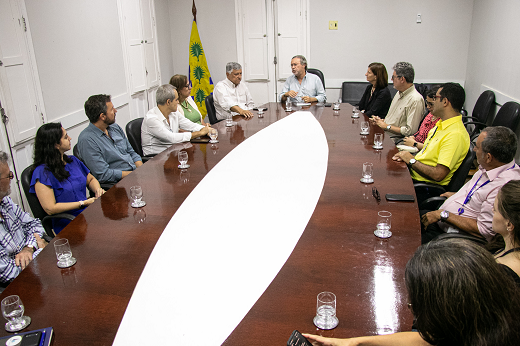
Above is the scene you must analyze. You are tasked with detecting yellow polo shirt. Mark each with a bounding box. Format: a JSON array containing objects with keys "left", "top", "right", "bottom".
[{"left": 410, "top": 115, "right": 470, "bottom": 185}]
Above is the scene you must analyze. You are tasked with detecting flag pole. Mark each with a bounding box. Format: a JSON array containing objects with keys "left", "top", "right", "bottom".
[{"left": 192, "top": 0, "right": 197, "bottom": 23}]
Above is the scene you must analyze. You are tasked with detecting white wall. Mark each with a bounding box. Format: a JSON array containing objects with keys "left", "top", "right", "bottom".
[
  {"left": 464, "top": 0, "right": 520, "bottom": 114},
  {"left": 155, "top": 0, "right": 175, "bottom": 84}
]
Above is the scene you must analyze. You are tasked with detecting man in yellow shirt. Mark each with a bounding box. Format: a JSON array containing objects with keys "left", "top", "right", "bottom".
[{"left": 393, "top": 83, "right": 470, "bottom": 204}]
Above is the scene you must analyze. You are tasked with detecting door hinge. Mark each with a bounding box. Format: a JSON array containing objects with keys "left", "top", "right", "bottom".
[
  {"left": 0, "top": 105, "right": 8, "bottom": 125},
  {"left": 22, "top": 16, "right": 27, "bottom": 32},
  {"left": 274, "top": 56, "right": 277, "bottom": 65},
  {"left": 41, "top": 113, "right": 45, "bottom": 123},
  {"left": 0, "top": 60, "right": 3, "bottom": 66}
]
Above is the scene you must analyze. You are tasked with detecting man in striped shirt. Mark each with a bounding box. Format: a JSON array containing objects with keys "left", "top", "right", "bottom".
[{"left": 0, "top": 151, "right": 47, "bottom": 286}]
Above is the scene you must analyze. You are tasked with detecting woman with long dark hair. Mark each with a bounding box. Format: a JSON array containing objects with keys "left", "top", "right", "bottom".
[
  {"left": 357, "top": 63, "right": 392, "bottom": 118},
  {"left": 30, "top": 123, "right": 104, "bottom": 234},
  {"left": 304, "top": 238, "right": 520, "bottom": 346}
]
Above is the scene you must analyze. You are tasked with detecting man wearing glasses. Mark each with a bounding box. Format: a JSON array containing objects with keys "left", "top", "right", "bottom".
[
  {"left": 0, "top": 151, "right": 47, "bottom": 288},
  {"left": 392, "top": 83, "right": 470, "bottom": 204},
  {"left": 370, "top": 62, "right": 425, "bottom": 143}
]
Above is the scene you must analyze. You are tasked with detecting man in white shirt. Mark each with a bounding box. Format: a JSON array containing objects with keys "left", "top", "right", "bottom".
[
  {"left": 141, "top": 84, "right": 210, "bottom": 156},
  {"left": 279, "top": 55, "right": 326, "bottom": 103},
  {"left": 213, "top": 62, "right": 255, "bottom": 120}
]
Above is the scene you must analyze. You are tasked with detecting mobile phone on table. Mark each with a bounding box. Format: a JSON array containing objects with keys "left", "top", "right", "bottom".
[
  {"left": 20, "top": 331, "right": 42, "bottom": 346},
  {"left": 287, "top": 330, "right": 313, "bottom": 346},
  {"left": 385, "top": 193, "right": 415, "bottom": 202}
]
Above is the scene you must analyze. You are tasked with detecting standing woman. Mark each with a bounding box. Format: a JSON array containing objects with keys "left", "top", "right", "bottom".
[
  {"left": 358, "top": 62, "right": 392, "bottom": 118},
  {"left": 169, "top": 74, "right": 207, "bottom": 125},
  {"left": 30, "top": 123, "right": 105, "bottom": 234}
]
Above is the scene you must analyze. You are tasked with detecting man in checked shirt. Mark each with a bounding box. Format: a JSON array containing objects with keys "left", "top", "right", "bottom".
[{"left": 0, "top": 151, "right": 47, "bottom": 288}]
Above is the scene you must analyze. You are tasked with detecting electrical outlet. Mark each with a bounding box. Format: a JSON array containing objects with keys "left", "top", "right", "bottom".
[{"left": 329, "top": 21, "right": 338, "bottom": 30}]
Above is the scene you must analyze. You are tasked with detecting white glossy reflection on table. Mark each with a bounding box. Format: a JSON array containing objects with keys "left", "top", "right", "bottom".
[{"left": 113, "top": 112, "right": 329, "bottom": 346}]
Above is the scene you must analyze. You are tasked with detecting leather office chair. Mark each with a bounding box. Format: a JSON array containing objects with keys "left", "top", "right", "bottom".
[
  {"left": 491, "top": 101, "right": 520, "bottom": 133},
  {"left": 307, "top": 68, "right": 325, "bottom": 89},
  {"left": 461, "top": 90, "right": 495, "bottom": 140},
  {"left": 125, "top": 118, "right": 154, "bottom": 163},
  {"left": 205, "top": 94, "right": 221, "bottom": 125},
  {"left": 415, "top": 144, "right": 476, "bottom": 208},
  {"left": 387, "top": 83, "right": 398, "bottom": 99},
  {"left": 341, "top": 82, "right": 370, "bottom": 105},
  {"left": 20, "top": 166, "right": 75, "bottom": 239}
]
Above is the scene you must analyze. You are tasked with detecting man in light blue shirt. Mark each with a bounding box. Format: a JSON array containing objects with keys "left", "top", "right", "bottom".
[
  {"left": 279, "top": 55, "right": 326, "bottom": 103},
  {"left": 77, "top": 94, "right": 143, "bottom": 185}
]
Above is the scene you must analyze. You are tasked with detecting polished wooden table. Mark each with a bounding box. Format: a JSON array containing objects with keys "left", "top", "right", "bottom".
[{"left": 0, "top": 103, "right": 420, "bottom": 345}]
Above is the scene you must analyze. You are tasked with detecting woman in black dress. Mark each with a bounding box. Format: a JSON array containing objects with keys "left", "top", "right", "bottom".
[{"left": 358, "top": 62, "right": 392, "bottom": 118}]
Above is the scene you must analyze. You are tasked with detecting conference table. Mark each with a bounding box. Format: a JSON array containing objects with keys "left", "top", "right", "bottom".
[{"left": 0, "top": 102, "right": 420, "bottom": 345}]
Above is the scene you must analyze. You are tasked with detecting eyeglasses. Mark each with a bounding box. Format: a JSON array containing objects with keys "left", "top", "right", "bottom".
[
  {"left": 433, "top": 95, "right": 444, "bottom": 101},
  {"left": 391, "top": 75, "right": 402, "bottom": 81},
  {"left": 372, "top": 187, "right": 381, "bottom": 202},
  {"left": 426, "top": 101, "right": 434, "bottom": 107},
  {"left": 0, "top": 171, "right": 14, "bottom": 180},
  {"left": 185, "top": 84, "right": 191, "bottom": 89}
]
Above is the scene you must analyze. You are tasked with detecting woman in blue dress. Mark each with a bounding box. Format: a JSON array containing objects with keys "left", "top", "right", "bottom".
[{"left": 30, "top": 123, "right": 105, "bottom": 234}]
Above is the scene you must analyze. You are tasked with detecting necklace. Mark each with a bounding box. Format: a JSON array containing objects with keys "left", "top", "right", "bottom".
[{"left": 180, "top": 100, "right": 192, "bottom": 112}]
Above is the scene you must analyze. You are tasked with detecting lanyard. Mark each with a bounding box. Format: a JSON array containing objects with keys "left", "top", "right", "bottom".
[{"left": 458, "top": 163, "right": 517, "bottom": 215}]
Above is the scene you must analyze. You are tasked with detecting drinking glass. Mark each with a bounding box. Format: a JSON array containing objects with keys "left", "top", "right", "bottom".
[
  {"left": 313, "top": 292, "right": 339, "bottom": 330},
  {"left": 360, "top": 162, "right": 374, "bottom": 183},
  {"left": 360, "top": 121, "right": 369, "bottom": 135},
  {"left": 257, "top": 107, "right": 264, "bottom": 117},
  {"left": 373, "top": 133, "right": 383, "bottom": 149},
  {"left": 333, "top": 99, "right": 341, "bottom": 110},
  {"left": 1, "top": 295, "right": 30, "bottom": 332},
  {"left": 178, "top": 150, "right": 190, "bottom": 169},
  {"left": 285, "top": 100, "right": 292, "bottom": 112},
  {"left": 130, "top": 185, "right": 146, "bottom": 207},
  {"left": 374, "top": 211, "right": 392, "bottom": 238},
  {"left": 351, "top": 106, "right": 359, "bottom": 118},
  {"left": 226, "top": 113, "right": 233, "bottom": 127},
  {"left": 54, "top": 238, "right": 77, "bottom": 268},
  {"left": 209, "top": 128, "right": 219, "bottom": 143}
]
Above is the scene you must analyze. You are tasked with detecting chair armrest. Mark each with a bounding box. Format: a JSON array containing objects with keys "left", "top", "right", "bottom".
[
  {"left": 141, "top": 154, "right": 156, "bottom": 163},
  {"left": 42, "top": 213, "right": 76, "bottom": 238},
  {"left": 413, "top": 182, "right": 447, "bottom": 197},
  {"left": 419, "top": 196, "right": 447, "bottom": 211},
  {"left": 433, "top": 232, "right": 487, "bottom": 245}
]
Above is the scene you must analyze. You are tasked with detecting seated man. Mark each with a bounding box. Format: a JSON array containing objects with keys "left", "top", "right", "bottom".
[
  {"left": 214, "top": 62, "right": 255, "bottom": 120},
  {"left": 393, "top": 83, "right": 470, "bottom": 204},
  {"left": 421, "top": 126, "right": 520, "bottom": 244},
  {"left": 141, "top": 84, "right": 210, "bottom": 156},
  {"left": 279, "top": 55, "right": 326, "bottom": 104},
  {"left": 370, "top": 62, "right": 425, "bottom": 143},
  {"left": 77, "top": 94, "right": 143, "bottom": 186},
  {"left": 0, "top": 151, "right": 47, "bottom": 286}
]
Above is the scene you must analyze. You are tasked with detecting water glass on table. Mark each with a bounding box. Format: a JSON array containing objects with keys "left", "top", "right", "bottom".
[
  {"left": 1, "top": 295, "right": 30, "bottom": 332},
  {"left": 178, "top": 150, "right": 190, "bottom": 169},
  {"left": 360, "top": 121, "right": 369, "bottom": 135},
  {"left": 285, "top": 100, "right": 293, "bottom": 112},
  {"left": 130, "top": 185, "right": 146, "bottom": 207},
  {"left": 209, "top": 128, "right": 219, "bottom": 143},
  {"left": 257, "top": 107, "right": 264, "bottom": 117},
  {"left": 373, "top": 133, "right": 383, "bottom": 149},
  {"left": 351, "top": 106, "right": 360, "bottom": 118},
  {"left": 374, "top": 211, "right": 392, "bottom": 238},
  {"left": 54, "top": 238, "right": 77, "bottom": 268},
  {"left": 360, "top": 162, "right": 374, "bottom": 183},
  {"left": 226, "top": 113, "right": 233, "bottom": 127},
  {"left": 313, "top": 291, "right": 339, "bottom": 330}
]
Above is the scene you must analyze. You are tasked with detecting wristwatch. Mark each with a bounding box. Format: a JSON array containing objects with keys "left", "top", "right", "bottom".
[
  {"left": 386, "top": 124, "right": 391, "bottom": 130},
  {"left": 440, "top": 210, "right": 450, "bottom": 222},
  {"left": 408, "top": 158, "right": 416, "bottom": 166},
  {"left": 413, "top": 142, "right": 418, "bottom": 147}
]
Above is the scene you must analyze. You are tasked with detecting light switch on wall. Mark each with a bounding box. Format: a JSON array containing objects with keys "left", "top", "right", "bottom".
[{"left": 329, "top": 21, "right": 338, "bottom": 30}]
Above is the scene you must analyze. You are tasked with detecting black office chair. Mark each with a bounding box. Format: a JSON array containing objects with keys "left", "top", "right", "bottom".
[
  {"left": 307, "top": 68, "right": 325, "bottom": 89},
  {"left": 490, "top": 101, "right": 520, "bottom": 133},
  {"left": 415, "top": 144, "right": 476, "bottom": 208},
  {"left": 341, "top": 82, "right": 370, "bottom": 105},
  {"left": 205, "top": 94, "right": 221, "bottom": 125},
  {"left": 387, "top": 83, "right": 398, "bottom": 99},
  {"left": 20, "top": 166, "right": 75, "bottom": 239},
  {"left": 125, "top": 118, "right": 154, "bottom": 163},
  {"left": 461, "top": 90, "right": 495, "bottom": 140}
]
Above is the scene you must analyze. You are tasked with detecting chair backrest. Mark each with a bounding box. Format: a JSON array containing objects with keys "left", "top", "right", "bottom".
[
  {"left": 491, "top": 101, "right": 520, "bottom": 133},
  {"left": 307, "top": 68, "right": 325, "bottom": 89},
  {"left": 446, "top": 144, "right": 476, "bottom": 192},
  {"left": 20, "top": 166, "right": 48, "bottom": 221},
  {"left": 341, "top": 82, "right": 370, "bottom": 105},
  {"left": 125, "top": 117, "right": 144, "bottom": 157},
  {"left": 472, "top": 90, "right": 496, "bottom": 125},
  {"left": 205, "top": 94, "right": 219, "bottom": 125},
  {"left": 73, "top": 144, "right": 81, "bottom": 160},
  {"left": 387, "top": 83, "right": 398, "bottom": 99}
]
